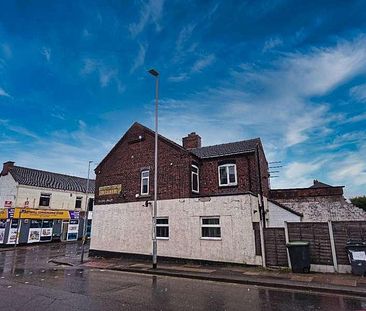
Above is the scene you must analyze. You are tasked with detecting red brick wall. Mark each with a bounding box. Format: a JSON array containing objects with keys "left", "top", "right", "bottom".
[
  {"left": 95, "top": 123, "right": 270, "bottom": 204},
  {"left": 270, "top": 186, "right": 344, "bottom": 200},
  {"left": 95, "top": 123, "right": 195, "bottom": 205}
]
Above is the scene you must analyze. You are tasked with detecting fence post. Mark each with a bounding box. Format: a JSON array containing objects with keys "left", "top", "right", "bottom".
[
  {"left": 284, "top": 221, "right": 291, "bottom": 269},
  {"left": 259, "top": 220, "right": 266, "bottom": 268},
  {"left": 328, "top": 220, "right": 338, "bottom": 273}
]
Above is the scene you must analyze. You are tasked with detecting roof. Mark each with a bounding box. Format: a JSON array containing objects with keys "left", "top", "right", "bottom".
[
  {"left": 9, "top": 166, "right": 95, "bottom": 193},
  {"left": 309, "top": 180, "right": 333, "bottom": 188},
  {"left": 190, "top": 138, "right": 261, "bottom": 159},
  {"left": 268, "top": 199, "right": 303, "bottom": 217}
]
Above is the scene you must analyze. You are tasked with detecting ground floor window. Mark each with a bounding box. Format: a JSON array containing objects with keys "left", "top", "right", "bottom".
[
  {"left": 156, "top": 217, "right": 169, "bottom": 239},
  {"left": 201, "top": 217, "right": 221, "bottom": 239}
]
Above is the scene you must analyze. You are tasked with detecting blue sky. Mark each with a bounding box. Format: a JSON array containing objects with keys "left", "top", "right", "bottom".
[{"left": 0, "top": 1, "right": 366, "bottom": 197}]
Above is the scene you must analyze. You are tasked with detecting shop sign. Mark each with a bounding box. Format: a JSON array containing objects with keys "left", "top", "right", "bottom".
[
  {"left": 69, "top": 211, "right": 80, "bottom": 219},
  {"left": 99, "top": 184, "right": 122, "bottom": 196},
  {"left": 0, "top": 208, "right": 7, "bottom": 219},
  {"left": 4, "top": 201, "right": 12, "bottom": 208},
  {"left": 15, "top": 208, "right": 70, "bottom": 220},
  {"left": 7, "top": 220, "right": 18, "bottom": 244},
  {"left": 7, "top": 208, "right": 15, "bottom": 219},
  {"left": 0, "top": 220, "right": 6, "bottom": 243}
]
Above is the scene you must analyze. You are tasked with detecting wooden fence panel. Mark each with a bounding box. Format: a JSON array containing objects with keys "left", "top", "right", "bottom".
[
  {"left": 332, "top": 221, "right": 366, "bottom": 265},
  {"left": 287, "top": 222, "right": 333, "bottom": 266},
  {"left": 264, "top": 228, "right": 288, "bottom": 267}
]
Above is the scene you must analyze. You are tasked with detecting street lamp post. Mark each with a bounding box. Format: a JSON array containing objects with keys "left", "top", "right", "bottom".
[
  {"left": 148, "top": 68, "right": 159, "bottom": 269},
  {"left": 80, "top": 160, "right": 93, "bottom": 263}
]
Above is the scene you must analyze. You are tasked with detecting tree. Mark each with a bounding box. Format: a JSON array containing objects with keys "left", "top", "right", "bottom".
[{"left": 351, "top": 196, "right": 366, "bottom": 211}]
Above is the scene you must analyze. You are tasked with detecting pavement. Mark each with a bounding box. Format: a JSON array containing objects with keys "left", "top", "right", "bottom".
[
  {"left": 47, "top": 243, "right": 366, "bottom": 298},
  {"left": 1, "top": 241, "right": 366, "bottom": 310}
]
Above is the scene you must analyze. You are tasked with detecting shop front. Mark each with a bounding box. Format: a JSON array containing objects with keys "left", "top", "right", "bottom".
[{"left": 0, "top": 208, "right": 84, "bottom": 246}]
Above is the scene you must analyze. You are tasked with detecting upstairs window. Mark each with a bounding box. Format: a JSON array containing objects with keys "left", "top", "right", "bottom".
[
  {"left": 88, "top": 198, "right": 94, "bottom": 212},
  {"left": 156, "top": 217, "right": 169, "bottom": 239},
  {"left": 75, "top": 197, "right": 82, "bottom": 209},
  {"left": 191, "top": 165, "right": 199, "bottom": 193},
  {"left": 218, "top": 164, "right": 237, "bottom": 186},
  {"left": 39, "top": 193, "right": 51, "bottom": 207},
  {"left": 141, "top": 170, "right": 149, "bottom": 195}
]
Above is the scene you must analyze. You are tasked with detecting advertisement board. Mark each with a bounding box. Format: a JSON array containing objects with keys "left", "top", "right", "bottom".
[
  {"left": 40, "top": 220, "right": 53, "bottom": 242},
  {"left": 67, "top": 219, "right": 79, "bottom": 241}
]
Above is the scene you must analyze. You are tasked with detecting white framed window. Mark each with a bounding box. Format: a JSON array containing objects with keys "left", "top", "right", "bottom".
[
  {"left": 201, "top": 217, "right": 221, "bottom": 239},
  {"left": 141, "top": 170, "right": 149, "bottom": 195},
  {"left": 156, "top": 217, "right": 169, "bottom": 239},
  {"left": 191, "top": 165, "right": 199, "bottom": 193},
  {"left": 218, "top": 164, "right": 237, "bottom": 186}
]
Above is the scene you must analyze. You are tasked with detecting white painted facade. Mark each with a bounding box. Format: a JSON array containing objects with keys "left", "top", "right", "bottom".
[
  {"left": 0, "top": 174, "right": 93, "bottom": 211},
  {"left": 91, "top": 194, "right": 263, "bottom": 265},
  {"left": 265, "top": 200, "right": 302, "bottom": 228}
]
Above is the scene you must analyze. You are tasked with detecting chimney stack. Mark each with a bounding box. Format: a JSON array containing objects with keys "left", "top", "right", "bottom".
[
  {"left": 1, "top": 161, "right": 15, "bottom": 176},
  {"left": 182, "top": 132, "right": 201, "bottom": 149}
]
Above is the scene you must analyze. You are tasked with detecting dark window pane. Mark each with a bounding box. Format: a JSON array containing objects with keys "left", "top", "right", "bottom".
[
  {"left": 229, "top": 166, "right": 236, "bottom": 183},
  {"left": 156, "top": 218, "right": 168, "bottom": 224},
  {"left": 219, "top": 167, "right": 227, "bottom": 184},
  {"left": 192, "top": 174, "right": 198, "bottom": 191},
  {"left": 157, "top": 226, "right": 169, "bottom": 238},
  {"left": 202, "top": 218, "right": 219, "bottom": 225},
  {"left": 202, "top": 227, "right": 221, "bottom": 238},
  {"left": 192, "top": 166, "right": 198, "bottom": 173},
  {"left": 88, "top": 198, "right": 94, "bottom": 211},
  {"left": 142, "top": 183, "right": 148, "bottom": 194},
  {"left": 75, "top": 197, "right": 82, "bottom": 209}
]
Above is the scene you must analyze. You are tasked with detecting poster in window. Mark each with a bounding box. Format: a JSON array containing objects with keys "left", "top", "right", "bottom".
[
  {"left": 28, "top": 228, "right": 41, "bottom": 243},
  {"left": 67, "top": 219, "right": 79, "bottom": 241},
  {"left": 7, "top": 228, "right": 18, "bottom": 244},
  {"left": 0, "top": 228, "right": 5, "bottom": 244}
]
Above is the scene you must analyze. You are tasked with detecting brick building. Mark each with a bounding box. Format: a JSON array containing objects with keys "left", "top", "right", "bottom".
[
  {"left": 270, "top": 180, "right": 366, "bottom": 222},
  {"left": 90, "top": 122, "right": 300, "bottom": 265}
]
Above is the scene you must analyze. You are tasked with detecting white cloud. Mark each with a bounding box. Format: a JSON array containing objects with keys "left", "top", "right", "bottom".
[
  {"left": 350, "top": 83, "right": 366, "bottom": 103},
  {"left": 168, "top": 73, "right": 188, "bottom": 82},
  {"left": 0, "top": 119, "right": 39, "bottom": 139},
  {"left": 0, "top": 87, "right": 11, "bottom": 98},
  {"left": 41, "top": 47, "right": 51, "bottom": 62},
  {"left": 191, "top": 54, "right": 216, "bottom": 73},
  {"left": 176, "top": 24, "right": 196, "bottom": 52},
  {"left": 81, "top": 58, "right": 119, "bottom": 88},
  {"left": 263, "top": 36, "right": 283, "bottom": 52},
  {"left": 129, "top": 0, "right": 165, "bottom": 38},
  {"left": 99, "top": 68, "right": 117, "bottom": 87},
  {"left": 1, "top": 43, "right": 12, "bottom": 59},
  {"left": 130, "top": 44, "right": 147, "bottom": 74}
]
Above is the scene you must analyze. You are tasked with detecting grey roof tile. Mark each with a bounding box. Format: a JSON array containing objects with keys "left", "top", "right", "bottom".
[
  {"left": 190, "top": 138, "right": 260, "bottom": 158},
  {"left": 10, "top": 166, "right": 95, "bottom": 193}
]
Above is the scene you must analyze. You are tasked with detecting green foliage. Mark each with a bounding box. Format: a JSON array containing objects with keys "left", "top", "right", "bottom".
[{"left": 351, "top": 196, "right": 366, "bottom": 211}]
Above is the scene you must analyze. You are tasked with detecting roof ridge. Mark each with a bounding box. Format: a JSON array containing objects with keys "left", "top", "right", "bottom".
[
  {"left": 13, "top": 166, "right": 95, "bottom": 181},
  {"left": 192, "top": 137, "right": 261, "bottom": 150}
]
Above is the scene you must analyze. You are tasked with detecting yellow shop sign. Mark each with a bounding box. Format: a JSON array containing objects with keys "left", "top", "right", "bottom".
[
  {"left": 14, "top": 208, "right": 70, "bottom": 220},
  {"left": 99, "top": 184, "right": 122, "bottom": 196},
  {"left": 0, "top": 208, "right": 7, "bottom": 219}
]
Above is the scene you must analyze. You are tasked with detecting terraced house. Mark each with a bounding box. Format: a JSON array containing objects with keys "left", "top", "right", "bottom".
[{"left": 90, "top": 122, "right": 301, "bottom": 265}]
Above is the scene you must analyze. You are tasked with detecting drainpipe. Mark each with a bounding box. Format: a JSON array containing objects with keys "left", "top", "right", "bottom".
[{"left": 256, "top": 143, "right": 266, "bottom": 228}]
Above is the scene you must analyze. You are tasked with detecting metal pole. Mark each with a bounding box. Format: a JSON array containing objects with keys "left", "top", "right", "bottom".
[
  {"left": 81, "top": 160, "right": 92, "bottom": 263},
  {"left": 152, "top": 74, "right": 159, "bottom": 269}
]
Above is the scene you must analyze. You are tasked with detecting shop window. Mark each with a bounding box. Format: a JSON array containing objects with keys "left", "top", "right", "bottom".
[
  {"left": 191, "top": 165, "right": 199, "bottom": 193},
  {"left": 141, "top": 170, "right": 149, "bottom": 195},
  {"left": 218, "top": 164, "right": 237, "bottom": 186},
  {"left": 156, "top": 217, "right": 169, "bottom": 239},
  {"left": 75, "top": 196, "right": 82, "bottom": 209},
  {"left": 201, "top": 217, "right": 221, "bottom": 239},
  {"left": 39, "top": 193, "right": 51, "bottom": 207}
]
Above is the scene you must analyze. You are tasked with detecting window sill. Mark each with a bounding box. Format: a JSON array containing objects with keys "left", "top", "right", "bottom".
[
  {"left": 157, "top": 237, "right": 169, "bottom": 240},
  {"left": 218, "top": 184, "right": 238, "bottom": 188},
  {"left": 200, "top": 237, "right": 222, "bottom": 241}
]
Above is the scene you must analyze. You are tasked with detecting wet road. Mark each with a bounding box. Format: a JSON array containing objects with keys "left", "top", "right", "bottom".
[{"left": 0, "top": 243, "right": 365, "bottom": 310}]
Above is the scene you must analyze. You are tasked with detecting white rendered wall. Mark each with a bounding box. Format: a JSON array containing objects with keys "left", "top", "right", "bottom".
[
  {"left": 266, "top": 200, "right": 301, "bottom": 228},
  {"left": 0, "top": 174, "right": 17, "bottom": 207},
  {"left": 15, "top": 185, "right": 94, "bottom": 211},
  {"left": 91, "top": 194, "right": 262, "bottom": 265}
]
